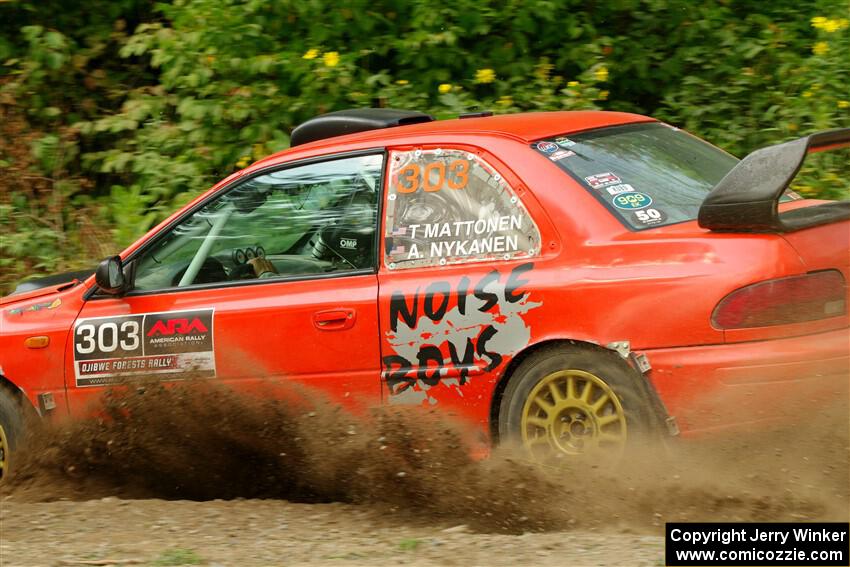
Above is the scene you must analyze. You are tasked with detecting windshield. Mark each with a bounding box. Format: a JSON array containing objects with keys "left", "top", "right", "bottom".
[{"left": 533, "top": 122, "right": 741, "bottom": 230}]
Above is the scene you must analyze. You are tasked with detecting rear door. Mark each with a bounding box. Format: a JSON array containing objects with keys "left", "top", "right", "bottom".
[
  {"left": 65, "top": 152, "right": 385, "bottom": 415},
  {"left": 377, "top": 145, "right": 543, "bottom": 428}
]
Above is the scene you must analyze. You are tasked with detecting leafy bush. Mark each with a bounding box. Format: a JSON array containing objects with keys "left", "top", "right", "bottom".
[{"left": 1, "top": 0, "right": 847, "bottom": 292}]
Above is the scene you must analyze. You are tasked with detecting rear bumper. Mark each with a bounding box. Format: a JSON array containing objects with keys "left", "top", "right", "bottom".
[{"left": 644, "top": 328, "right": 850, "bottom": 435}]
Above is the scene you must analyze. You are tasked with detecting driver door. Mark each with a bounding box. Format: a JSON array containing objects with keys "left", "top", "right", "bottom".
[{"left": 64, "top": 152, "right": 385, "bottom": 415}]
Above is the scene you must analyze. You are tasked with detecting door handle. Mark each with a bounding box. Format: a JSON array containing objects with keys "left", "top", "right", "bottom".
[{"left": 313, "top": 308, "right": 356, "bottom": 331}]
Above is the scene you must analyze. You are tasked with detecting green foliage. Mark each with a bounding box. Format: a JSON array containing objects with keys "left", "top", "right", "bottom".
[{"left": 1, "top": 0, "right": 848, "bottom": 292}]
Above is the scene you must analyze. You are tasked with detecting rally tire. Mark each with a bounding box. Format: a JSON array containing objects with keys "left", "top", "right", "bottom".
[
  {"left": 0, "top": 384, "right": 24, "bottom": 482},
  {"left": 498, "top": 345, "right": 655, "bottom": 462}
]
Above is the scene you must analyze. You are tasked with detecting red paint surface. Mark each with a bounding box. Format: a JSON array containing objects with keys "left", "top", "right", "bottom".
[{"left": 1, "top": 111, "right": 847, "bottom": 440}]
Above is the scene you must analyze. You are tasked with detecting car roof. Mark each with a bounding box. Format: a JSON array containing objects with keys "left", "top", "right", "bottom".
[{"left": 254, "top": 110, "right": 655, "bottom": 166}]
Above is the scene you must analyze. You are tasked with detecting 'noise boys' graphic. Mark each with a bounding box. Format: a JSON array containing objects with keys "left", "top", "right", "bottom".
[{"left": 73, "top": 309, "right": 215, "bottom": 386}]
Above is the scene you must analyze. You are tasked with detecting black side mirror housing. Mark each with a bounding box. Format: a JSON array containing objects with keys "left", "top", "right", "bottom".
[{"left": 95, "top": 255, "right": 126, "bottom": 295}]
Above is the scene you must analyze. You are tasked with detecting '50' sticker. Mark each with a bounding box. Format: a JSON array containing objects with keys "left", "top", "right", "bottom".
[{"left": 612, "top": 192, "right": 652, "bottom": 210}]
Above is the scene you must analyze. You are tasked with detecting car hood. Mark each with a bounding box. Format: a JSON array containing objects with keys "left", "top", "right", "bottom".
[{"left": 1, "top": 269, "right": 92, "bottom": 305}]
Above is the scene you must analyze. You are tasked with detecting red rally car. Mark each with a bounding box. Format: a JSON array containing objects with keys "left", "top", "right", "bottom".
[{"left": 1, "top": 109, "right": 849, "bottom": 475}]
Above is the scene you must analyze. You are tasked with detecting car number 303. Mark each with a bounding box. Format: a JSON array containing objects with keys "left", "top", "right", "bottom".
[
  {"left": 75, "top": 321, "right": 141, "bottom": 354},
  {"left": 73, "top": 314, "right": 148, "bottom": 359}
]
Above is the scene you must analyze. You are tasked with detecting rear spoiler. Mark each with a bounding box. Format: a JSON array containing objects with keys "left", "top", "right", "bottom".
[{"left": 698, "top": 128, "right": 850, "bottom": 232}]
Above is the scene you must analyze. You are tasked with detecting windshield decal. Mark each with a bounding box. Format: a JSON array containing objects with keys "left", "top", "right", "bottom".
[
  {"left": 584, "top": 172, "right": 622, "bottom": 189},
  {"left": 605, "top": 183, "right": 636, "bottom": 195},
  {"left": 630, "top": 208, "right": 668, "bottom": 226},
  {"left": 612, "top": 192, "right": 653, "bottom": 210},
  {"left": 548, "top": 149, "right": 576, "bottom": 161}
]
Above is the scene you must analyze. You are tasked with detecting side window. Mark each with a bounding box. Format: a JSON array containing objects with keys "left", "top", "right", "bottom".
[
  {"left": 384, "top": 149, "right": 540, "bottom": 269},
  {"left": 133, "top": 154, "right": 383, "bottom": 291}
]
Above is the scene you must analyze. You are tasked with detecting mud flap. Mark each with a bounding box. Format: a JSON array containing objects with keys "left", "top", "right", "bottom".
[{"left": 605, "top": 341, "right": 679, "bottom": 439}]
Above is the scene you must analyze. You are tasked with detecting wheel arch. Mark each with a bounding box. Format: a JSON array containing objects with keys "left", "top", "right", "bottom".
[
  {"left": 0, "top": 373, "right": 38, "bottom": 416},
  {"left": 489, "top": 338, "right": 667, "bottom": 443},
  {"left": 0, "top": 374, "right": 23, "bottom": 398}
]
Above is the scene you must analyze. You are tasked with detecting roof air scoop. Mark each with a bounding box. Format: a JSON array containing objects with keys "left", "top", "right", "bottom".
[{"left": 290, "top": 108, "right": 435, "bottom": 147}]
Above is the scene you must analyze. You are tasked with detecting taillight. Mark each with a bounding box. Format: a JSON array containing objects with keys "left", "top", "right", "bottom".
[{"left": 712, "top": 270, "right": 847, "bottom": 329}]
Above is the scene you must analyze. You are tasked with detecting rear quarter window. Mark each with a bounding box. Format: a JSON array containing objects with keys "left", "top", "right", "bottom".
[
  {"left": 533, "top": 123, "right": 741, "bottom": 230},
  {"left": 383, "top": 148, "right": 540, "bottom": 269}
]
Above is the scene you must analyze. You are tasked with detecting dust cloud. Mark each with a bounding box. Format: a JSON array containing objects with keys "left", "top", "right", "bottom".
[{"left": 4, "top": 379, "right": 848, "bottom": 534}]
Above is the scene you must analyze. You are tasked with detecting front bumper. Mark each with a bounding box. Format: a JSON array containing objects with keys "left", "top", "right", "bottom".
[{"left": 644, "top": 327, "right": 850, "bottom": 435}]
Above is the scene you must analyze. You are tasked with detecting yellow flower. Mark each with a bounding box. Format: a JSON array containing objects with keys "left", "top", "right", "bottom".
[
  {"left": 236, "top": 156, "right": 251, "bottom": 168},
  {"left": 824, "top": 18, "right": 848, "bottom": 32},
  {"left": 323, "top": 51, "right": 340, "bottom": 67},
  {"left": 788, "top": 123, "right": 798, "bottom": 131},
  {"left": 813, "top": 41, "right": 829, "bottom": 56},
  {"left": 802, "top": 90, "right": 813, "bottom": 98},
  {"left": 594, "top": 66, "right": 609, "bottom": 82},
  {"left": 535, "top": 60, "right": 554, "bottom": 80},
  {"left": 497, "top": 95, "right": 513, "bottom": 106},
  {"left": 302, "top": 49, "right": 319, "bottom": 60},
  {"left": 438, "top": 83, "right": 452, "bottom": 94},
  {"left": 598, "top": 90, "right": 609, "bottom": 100},
  {"left": 396, "top": 79, "right": 409, "bottom": 85},
  {"left": 838, "top": 100, "right": 850, "bottom": 109},
  {"left": 812, "top": 17, "right": 849, "bottom": 33},
  {"left": 474, "top": 68, "right": 496, "bottom": 84},
  {"left": 567, "top": 80, "right": 580, "bottom": 88}
]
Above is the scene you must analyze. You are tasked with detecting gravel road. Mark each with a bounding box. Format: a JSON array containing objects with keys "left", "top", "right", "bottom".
[
  {"left": 1, "top": 498, "right": 664, "bottom": 567},
  {"left": 1, "top": 384, "right": 846, "bottom": 567}
]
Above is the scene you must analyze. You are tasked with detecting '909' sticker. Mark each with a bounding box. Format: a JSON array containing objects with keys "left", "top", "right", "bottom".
[
  {"left": 612, "top": 192, "right": 652, "bottom": 210},
  {"left": 72, "top": 309, "right": 215, "bottom": 387}
]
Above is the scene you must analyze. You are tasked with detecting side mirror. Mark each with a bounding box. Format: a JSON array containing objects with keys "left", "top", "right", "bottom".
[{"left": 95, "top": 255, "right": 126, "bottom": 295}]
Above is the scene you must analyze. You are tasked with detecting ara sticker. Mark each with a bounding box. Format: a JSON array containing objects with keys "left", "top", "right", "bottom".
[
  {"left": 536, "top": 141, "right": 559, "bottom": 154},
  {"left": 630, "top": 208, "right": 668, "bottom": 226},
  {"left": 554, "top": 137, "right": 576, "bottom": 148},
  {"left": 605, "top": 183, "right": 635, "bottom": 195},
  {"left": 72, "top": 308, "right": 216, "bottom": 387},
  {"left": 548, "top": 149, "right": 576, "bottom": 161},
  {"left": 612, "top": 192, "right": 652, "bottom": 210},
  {"left": 585, "top": 172, "right": 621, "bottom": 189}
]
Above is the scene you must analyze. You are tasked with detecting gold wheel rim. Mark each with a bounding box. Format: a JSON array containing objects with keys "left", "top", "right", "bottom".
[
  {"left": 521, "top": 369, "right": 627, "bottom": 462},
  {"left": 0, "top": 424, "right": 8, "bottom": 480}
]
